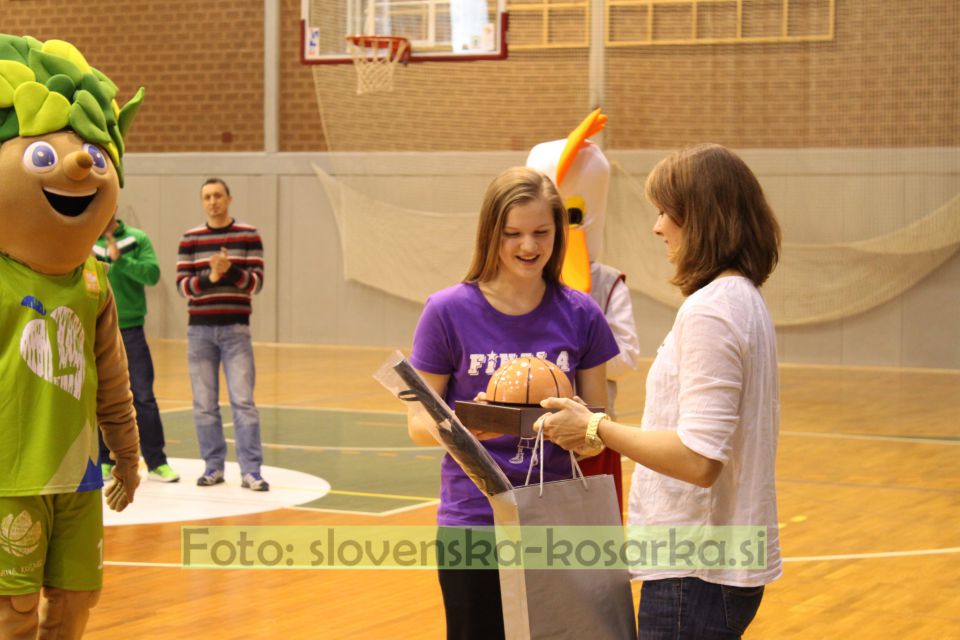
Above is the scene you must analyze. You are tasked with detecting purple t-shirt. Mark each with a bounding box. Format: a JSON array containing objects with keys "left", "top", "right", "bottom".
[{"left": 410, "top": 281, "right": 619, "bottom": 526}]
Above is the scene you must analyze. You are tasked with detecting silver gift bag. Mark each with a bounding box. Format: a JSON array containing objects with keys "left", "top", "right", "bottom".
[{"left": 489, "top": 431, "right": 637, "bottom": 640}]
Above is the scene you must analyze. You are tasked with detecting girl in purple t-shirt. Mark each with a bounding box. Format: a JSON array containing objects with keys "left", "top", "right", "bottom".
[{"left": 408, "top": 166, "right": 618, "bottom": 640}]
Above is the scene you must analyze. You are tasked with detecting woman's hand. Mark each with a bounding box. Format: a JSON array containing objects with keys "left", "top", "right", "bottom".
[{"left": 534, "top": 396, "right": 594, "bottom": 450}]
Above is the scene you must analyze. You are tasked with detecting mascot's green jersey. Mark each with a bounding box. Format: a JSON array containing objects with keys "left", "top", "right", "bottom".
[{"left": 0, "top": 254, "right": 108, "bottom": 496}]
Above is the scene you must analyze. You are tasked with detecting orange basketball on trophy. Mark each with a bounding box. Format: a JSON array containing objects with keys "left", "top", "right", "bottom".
[
  {"left": 485, "top": 356, "right": 574, "bottom": 405},
  {"left": 455, "top": 356, "right": 600, "bottom": 438}
]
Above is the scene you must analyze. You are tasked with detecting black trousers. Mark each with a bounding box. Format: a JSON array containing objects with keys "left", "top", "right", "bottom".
[
  {"left": 436, "top": 526, "right": 504, "bottom": 640},
  {"left": 438, "top": 567, "right": 505, "bottom": 640}
]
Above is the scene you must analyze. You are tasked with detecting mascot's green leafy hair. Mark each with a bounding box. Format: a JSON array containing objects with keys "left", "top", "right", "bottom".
[{"left": 0, "top": 34, "right": 144, "bottom": 186}]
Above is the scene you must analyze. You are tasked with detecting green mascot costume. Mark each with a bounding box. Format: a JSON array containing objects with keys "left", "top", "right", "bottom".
[{"left": 0, "top": 34, "right": 144, "bottom": 638}]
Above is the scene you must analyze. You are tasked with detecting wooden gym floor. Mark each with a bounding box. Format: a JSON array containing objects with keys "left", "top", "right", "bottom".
[{"left": 85, "top": 341, "right": 959, "bottom": 639}]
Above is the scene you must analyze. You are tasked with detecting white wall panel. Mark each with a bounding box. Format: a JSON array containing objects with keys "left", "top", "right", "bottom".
[{"left": 118, "top": 149, "right": 959, "bottom": 369}]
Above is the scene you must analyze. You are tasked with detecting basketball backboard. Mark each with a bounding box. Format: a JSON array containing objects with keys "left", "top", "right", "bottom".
[{"left": 301, "top": 0, "right": 508, "bottom": 64}]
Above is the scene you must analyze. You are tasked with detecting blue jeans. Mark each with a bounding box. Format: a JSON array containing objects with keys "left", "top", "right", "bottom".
[
  {"left": 638, "top": 577, "right": 764, "bottom": 640},
  {"left": 98, "top": 326, "right": 168, "bottom": 470},
  {"left": 187, "top": 324, "right": 263, "bottom": 476}
]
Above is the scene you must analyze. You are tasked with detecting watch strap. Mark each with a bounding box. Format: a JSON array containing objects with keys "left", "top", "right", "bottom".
[{"left": 585, "top": 412, "right": 609, "bottom": 448}]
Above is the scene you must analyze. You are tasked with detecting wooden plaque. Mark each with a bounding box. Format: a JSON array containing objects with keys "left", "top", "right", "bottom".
[{"left": 454, "top": 401, "right": 604, "bottom": 438}]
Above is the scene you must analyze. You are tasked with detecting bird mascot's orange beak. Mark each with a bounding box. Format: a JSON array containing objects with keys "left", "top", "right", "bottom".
[
  {"left": 562, "top": 195, "right": 591, "bottom": 292},
  {"left": 527, "top": 107, "right": 609, "bottom": 293}
]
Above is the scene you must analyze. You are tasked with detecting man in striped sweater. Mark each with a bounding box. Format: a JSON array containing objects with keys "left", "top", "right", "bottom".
[{"left": 176, "top": 178, "right": 269, "bottom": 491}]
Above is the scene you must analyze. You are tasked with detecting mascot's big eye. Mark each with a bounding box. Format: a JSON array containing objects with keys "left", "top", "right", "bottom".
[
  {"left": 22, "top": 141, "right": 59, "bottom": 173},
  {"left": 83, "top": 143, "right": 109, "bottom": 174}
]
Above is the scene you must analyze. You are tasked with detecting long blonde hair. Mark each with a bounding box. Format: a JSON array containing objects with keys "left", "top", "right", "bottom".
[{"left": 464, "top": 167, "right": 568, "bottom": 284}]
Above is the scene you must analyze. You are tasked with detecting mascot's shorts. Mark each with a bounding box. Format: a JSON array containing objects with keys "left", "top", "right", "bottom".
[{"left": 0, "top": 491, "right": 103, "bottom": 594}]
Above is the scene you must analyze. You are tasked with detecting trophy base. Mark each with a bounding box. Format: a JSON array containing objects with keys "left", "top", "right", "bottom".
[{"left": 454, "top": 401, "right": 604, "bottom": 438}]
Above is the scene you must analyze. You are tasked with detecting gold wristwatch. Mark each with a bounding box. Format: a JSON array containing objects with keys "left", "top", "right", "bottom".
[{"left": 585, "top": 412, "right": 609, "bottom": 449}]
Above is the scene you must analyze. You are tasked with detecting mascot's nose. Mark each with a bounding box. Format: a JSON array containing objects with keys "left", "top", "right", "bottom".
[{"left": 62, "top": 150, "right": 94, "bottom": 181}]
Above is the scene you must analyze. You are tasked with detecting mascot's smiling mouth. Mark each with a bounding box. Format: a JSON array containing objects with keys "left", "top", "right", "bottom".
[{"left": 42, "top": 187, "right": 98, "bottom": 217}]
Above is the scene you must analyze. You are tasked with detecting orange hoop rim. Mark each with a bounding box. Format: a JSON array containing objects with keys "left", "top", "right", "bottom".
[{"left": 344, "top": 35, "right": 412, "bottom": 64}]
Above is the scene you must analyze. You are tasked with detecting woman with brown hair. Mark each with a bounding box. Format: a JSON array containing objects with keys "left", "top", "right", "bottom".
[
  {"left": 406, "top": 166, "right": 619, "bottom": 639},
  {"left": 538, "top": 144, "right": 783, "bottom": 639}
]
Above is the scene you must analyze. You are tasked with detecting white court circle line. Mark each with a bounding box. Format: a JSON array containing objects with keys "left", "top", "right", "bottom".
[{"left": 103, "top": 458, "right": 330, "bottom": 527}]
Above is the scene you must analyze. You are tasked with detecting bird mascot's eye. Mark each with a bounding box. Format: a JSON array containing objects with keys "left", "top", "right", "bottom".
[
  {"left": 83, "top": 144, "right": 109, "bottom": 173},
  {"left": 22, "top": 141, "right": 59, "bottom": 173},
  {"left": 563, "top": 195, "right": 587, "bottom": 226}
]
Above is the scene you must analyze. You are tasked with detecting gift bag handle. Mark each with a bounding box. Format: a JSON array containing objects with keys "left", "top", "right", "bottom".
[{"left": 524, "top": 423, "right": 589, "bottom": 496}]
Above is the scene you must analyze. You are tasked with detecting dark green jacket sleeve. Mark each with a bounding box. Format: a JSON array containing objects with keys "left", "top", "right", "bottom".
[{"left": 113, "top": 230, "right": 160, "bottom": 286}]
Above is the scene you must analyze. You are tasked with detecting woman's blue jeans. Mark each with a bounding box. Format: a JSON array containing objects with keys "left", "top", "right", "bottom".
[{"left": 638, "top": 577, "right": 764, "bottom": 639}]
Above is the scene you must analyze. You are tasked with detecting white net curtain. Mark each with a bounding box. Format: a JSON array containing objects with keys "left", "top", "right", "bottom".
[{"left": 315, "top": 164, "right": 960, "bottom": 327}]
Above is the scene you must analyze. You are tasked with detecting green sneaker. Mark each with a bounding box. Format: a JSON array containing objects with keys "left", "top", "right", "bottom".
[
  {"left": 101, "top": 463, "right": 114, "bottom": 483},
  {"left": 148, "top": 463, "right": 181, "bottom": 483}
]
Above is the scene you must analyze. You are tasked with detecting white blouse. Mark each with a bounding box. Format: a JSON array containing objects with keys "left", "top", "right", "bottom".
[{"left": 628, "top": 276, "right": 782, "bottom": 587}]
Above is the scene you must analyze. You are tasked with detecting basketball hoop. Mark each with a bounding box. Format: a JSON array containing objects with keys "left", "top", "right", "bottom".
[{"left": 345, "top": 35, "right": 411, "bottom": 95}]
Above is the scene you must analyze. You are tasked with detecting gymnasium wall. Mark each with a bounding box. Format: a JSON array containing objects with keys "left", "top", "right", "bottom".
[
  {"left": 2, "top": 1, "right": 957, "bottom": 150},
  {"left": 301, "top": 0, "right": 959, "bottom": 151},
  {"left": 2, "top": 0, "right": 266, "bottom": 151},
  {"left": 117, "top": 148, "right": 960, "bottom": 370},
  {"left": 3, "top": 1, "right": 958, "bottom": 369}
]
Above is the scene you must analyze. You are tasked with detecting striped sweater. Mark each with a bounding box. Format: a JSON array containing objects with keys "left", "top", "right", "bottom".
[{"left": 176, "top": 220, "right": 264, "bottom": 325}]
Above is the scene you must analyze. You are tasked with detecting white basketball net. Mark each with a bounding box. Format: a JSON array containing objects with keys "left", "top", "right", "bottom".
[{"left": 346, "top": 37, "right": 410, "bottom": 95}]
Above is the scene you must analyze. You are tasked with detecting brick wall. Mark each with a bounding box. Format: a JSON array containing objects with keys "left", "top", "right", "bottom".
[
  {"left": 3, "top": 0, "right": 264, "bottom": 151},
  {"left": 606, "top": 1, "right": 960, "bottom": 148},
  {"left": 4, "top": 0, "right": 956, "bottom": 151}
]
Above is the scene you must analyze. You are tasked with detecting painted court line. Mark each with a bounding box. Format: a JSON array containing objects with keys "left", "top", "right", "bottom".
[
  {"left": 287, "top": 499, "right": 440, "bottom": 517},
  {"left": 225, "top": 438, "right": 442, "bottom": 453},
  {"left": 783, "top": 547, "right": 960, "bottom": 562},
  {"left": 160, "top": 405, "right": 406, "bottom": 417},
  {"left": 107, "top": 546, "right": 960, "bottom": 569},
  {"left": 377, "top": 500, "right": 442, "bottom": 517},
  {"left": 106, "top": 560, "right": 182, "bottom": 568},
  {"left": 781, "top": 430, "right": 959, "bottom": 445},
  {"left": 327, "top": 488, "right": 438, "bottom": 502},
  {"left": 286, "top": 505, "right": 400, "bottom": 517},
  {"left": 256, "top": 404, "right": 408, "bottom": 416},
  {"left": 151, "top": 484, "right": 436, "bottom": 503}
]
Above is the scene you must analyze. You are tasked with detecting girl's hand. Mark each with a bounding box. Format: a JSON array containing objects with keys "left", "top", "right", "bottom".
[
  {"left": 464, "top": 391, "right": 500, "bottom": 439},
  {"left": 470, "top": 428, "right": 502, "bottom": 441}
]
